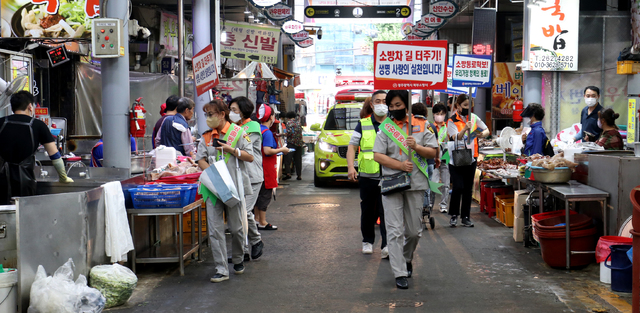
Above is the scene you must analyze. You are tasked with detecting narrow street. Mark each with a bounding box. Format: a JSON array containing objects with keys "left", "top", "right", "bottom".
[{"left": 112, "top": 155, "right": 632, "bottom": 313}]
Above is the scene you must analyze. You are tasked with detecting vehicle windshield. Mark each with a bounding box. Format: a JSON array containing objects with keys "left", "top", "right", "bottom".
[{"left": 323, "top": 108, "right": 360, "bottom": 130}]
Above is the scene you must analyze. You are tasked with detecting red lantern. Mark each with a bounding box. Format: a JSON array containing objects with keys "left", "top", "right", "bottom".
[{"left": 513, "top": 98, "right": 524, "bottom": 122}]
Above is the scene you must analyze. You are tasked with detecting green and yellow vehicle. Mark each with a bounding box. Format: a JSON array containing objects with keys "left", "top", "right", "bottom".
[{"left": 310, "top": 86, "right": 373, "bottom": 187}]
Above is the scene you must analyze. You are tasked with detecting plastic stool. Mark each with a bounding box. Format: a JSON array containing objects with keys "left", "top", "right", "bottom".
[{"left": 480, "top": 178, "right": 502, "bottom": 213}]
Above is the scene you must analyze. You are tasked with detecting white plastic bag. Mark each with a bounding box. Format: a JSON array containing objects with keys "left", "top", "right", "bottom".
[
  {"left": 28, "top": 259, "right": 106, "bottom": 313},
  {"left": 89, "top": 264, "right": 137, "bottom": 308},
  {"left": 102, "top": 181, "right": 134, "bottom": 263},
  {"left": 555, "top": 123, "right": 582, "bottom": 143}
]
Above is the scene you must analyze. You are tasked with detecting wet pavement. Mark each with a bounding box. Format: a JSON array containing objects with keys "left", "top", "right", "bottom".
[{"left": 111, "top": 154, "right": 632, "bottom": 313}]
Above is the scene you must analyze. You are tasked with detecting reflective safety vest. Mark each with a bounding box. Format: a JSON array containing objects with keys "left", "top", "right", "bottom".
[
  {"left": 450, "top": 112, "right": 479, "bottom": 158},
  {"left": 357, "top": 117, "right": 380, "bottom": 174}
]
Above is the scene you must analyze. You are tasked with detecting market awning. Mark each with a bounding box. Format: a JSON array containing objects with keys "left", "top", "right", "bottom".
[{"left": 273, "top": 67, "right": 298, "bottom": 80}]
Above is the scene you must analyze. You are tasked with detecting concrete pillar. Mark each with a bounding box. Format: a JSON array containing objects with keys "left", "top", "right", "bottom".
[
  {"left": 193, "top": 0, "right": 210, "bottom": 135},
  {"left": 178, "top": 0, "right": 185, "bottom": 97},
  {"left": 474, "top": 88, "right": 487, "bottom": 122},
  {"left": 523, "top": 71, "right": 542, "bottom": 127},
  {"left": 100, "top": 0, "right": 130, "bottom": 170}
]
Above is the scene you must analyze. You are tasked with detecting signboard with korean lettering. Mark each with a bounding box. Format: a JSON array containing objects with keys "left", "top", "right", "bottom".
[
  {"left": 295, "top": 38, "right": 314, "bottom": 48},
  {"left": 289, "top": 30, "right": 310, "bottom": 42},
  {"left": 265, "top": 3, "right": 293, "bottom": 21},
  {"left": 220, "top": 21, "right": 280, "bottom": 64},
  {"left": 435, "top": 65, "right": 476, "bottom": 96},
  {"left": 282, "top": 20, "right": 304, "bottom": 34},
  {"left": 492, "top": 62, "right": 523, "bottom": 118},
  {"left": 161, "top": 12, "right": 193, "bottom": 60},
  {"left": 304, "top": 5, "right": 411, "bottom": 19},
  {"left": 193, "top": 44, "right": 219, "bottom": 96},
  {"left": 527, "top": 0, "right": 579, "bottom": 71},
  {"left": 628, "top": 98, "right": 636, "bottom": 144},
  {"left": 429, "top": 0, "right": 458, "bottom": 19},
  {"left": 420, "top": 14, "right": 446, "bottom": 28},
  {"left": 35, "top": 107, "right": 50, "bottom": 127},
  {"left": 373, "top": 40, "right": 448, "bottom": 90},
  {"left": 471, "top": 8, "right": 496, "bottom": 57},
  {"left": 451, "top": 54, "right": 492, "bottom": 88}
]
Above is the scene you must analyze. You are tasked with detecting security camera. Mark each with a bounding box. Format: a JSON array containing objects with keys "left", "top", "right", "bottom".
[{"left": 317, "top": 29, "right": 322, "bottom": 40}]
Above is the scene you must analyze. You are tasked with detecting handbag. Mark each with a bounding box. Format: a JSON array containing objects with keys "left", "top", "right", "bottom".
[
  {"left": 199, "top": 158, "right": 241, "bottom": 207},
  {"left": 380, "top": 172, "right": 411, "bottom": 195},
  {"left": 451, "top": 130, "right": 473, "bottom": 166}
]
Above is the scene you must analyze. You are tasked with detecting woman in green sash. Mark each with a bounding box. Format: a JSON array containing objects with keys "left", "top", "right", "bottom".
[{"left": 373, "top": 90, "right": 438, "bottom": 290}]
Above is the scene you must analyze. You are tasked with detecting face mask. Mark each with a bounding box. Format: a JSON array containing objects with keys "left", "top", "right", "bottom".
[
  {"left": 434, "top": 114, "right": 445, "bottom": 123},
  {"left": 389, "top": 109, "right": 406, "bottom": 120},
  {"left": 373, "top": 104, "right": 388, "bottom": 117},
  {"left": 206, "top": 115, "right": 220, "bottom": 129},
  {"left": 597, "top": 118, "right": 603, "bottom": 129},
  {"left": 229, "top": 111, "right": 242, "bottom": 123},
  {"left": 461, "top": 108, "right": 469, "bottom": 116},
  {"left": 585, "top": 97, "right": 597, "bottom": 107}
]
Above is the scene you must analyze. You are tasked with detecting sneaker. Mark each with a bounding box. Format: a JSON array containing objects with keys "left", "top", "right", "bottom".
[
  {"left": 251, "top": 241, "right": 264, "bottom": 260},
  {"left": 362, "top": 242, "right": 373, "bottom": 254},
  {"left": 440, "top": 207, "right": 448, "bottom": 213},
  {"left": 406, "top": 262, "right": 413, "bottom": 278},
  {"left": 210, "top": 273, "right": 229, "bottom": 283},
  {"left": 258, "top": 223, "right": 278, "bottom": 230},
  {"left": 381, "top": 246, "right": 389, "bottom": 259},
  {"left": 233, "top": 262, "right": 245, "bottom": 275},
  {"left": 461, "top": 217, "right": 475, "bottom": 227},
  {"left": 450, "top": 215, "right": 458, "bottom": 227},
  {"left": 396, "top": 277, "right": 409, "bottom": 289}
]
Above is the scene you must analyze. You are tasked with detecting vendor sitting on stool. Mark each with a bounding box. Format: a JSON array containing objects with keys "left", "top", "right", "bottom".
[{"left": 91, "top": 135, "right": 138, "bottom": 167}]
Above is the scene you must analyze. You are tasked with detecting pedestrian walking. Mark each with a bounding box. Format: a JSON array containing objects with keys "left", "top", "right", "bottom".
[
  {"left": 430, "top": 103, "right": 451, "bottom": 213},
  {"left": 347, "top": 90, "right": 388, "bottom": 258},
  {"left": 373, "top": 90, "right": 438, "bottom": 289},
  {"left": 284, "top": 111, "right": 304, "bottom": 180},
  {"left": 447, "top": 94, "right": 489, "bottom": 228},
  {"left": 197, "top": 99, "right": 254, "bottom": 283}
]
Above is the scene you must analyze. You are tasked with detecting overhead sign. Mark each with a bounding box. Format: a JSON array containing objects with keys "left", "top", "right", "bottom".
[
  {"left": 492, "top": 62, "right": 523, "bottom": 118},
  {"left": 430, "top": 0, "right": 459, "bottom": 19},
  {"left": 435, "top": 65, "right": 477, "bottom": 96},
  {"left": 34, "top": 107, "right": 50, "bottom": 127},
  {"left": 420, "top": 14, "right": 446, "bottom": 28},
  {"left": 220, "top": 21, "right": 280, "bottom": 64},
  {"left": 472, "top": 8, "right": 496, "bottom": 57},
  {"left": 452, "top": 54, "right": 492, "bottom": 88},
  {"left": 628, "top": 99, "right": 637, "bottom": 143},
  {"left": 248, "top": 0, "right": 280, "bottom": 8},
  {"left": 161, "top": 12, "right": 194, "bottom": 60},
  {"left": 304, "top": 6, "right": 411, "bottom": 19},
  {"left": 282, "top": 20, "right": 304, "bottom": 34},
  {"left": 265, "top": 3, "right": 293, "bottom": 21},
  {"left": 527, "top": 0, "right": 579, "bottom": 71},
  {"left": 413, "top": 23, "right": 433, "bottom": 33},
  {"left": 289, "top": 30, "right": 310, "bottom": 42},
  {"left": 296, "top": 38, "right": 314, "bottom": 48},
  {"left": 193, "top": 44, "right": 219, "bottom": 96},
  {"left": 373, "top": 40, "right": 448, "bottom": 90},
  {"left": 401, "top": 22, "right": 413, "bottom": 37}
]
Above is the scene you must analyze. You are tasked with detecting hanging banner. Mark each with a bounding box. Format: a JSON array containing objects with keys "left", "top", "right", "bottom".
[
  {"left": 282, "top": 20, "right": 304, "bottom": 34},
  {"left": 220, "top": 21, "right": 280, "bottom": 64},
  {"left": 289, "top": 30, "right": 310, "bottom": 42},
  {"left": 406, "top": 34, "right": 426, "bottom": 41},
  {"left": 374, "top": 40, "right": 448, "bottom": 90},
  {"left": 492, "top": 62, "right": 523, "bottom": 119},
  {"left": 193, "top": 44, "right": 219, "bottom": 96},
  {"left": 295, "top": 38, "right": 314, "bottom": 48},
  {"left": 527, "top": 0, "right": 579, "bottom": 71},
  {"left": 265, "top": 3, "right": 293, "bottom": 21},
  {"left": 420, "top": 14, "right": 446, "bottom": 28},
  {"left": 435, "top": 65, "right": 476, "bottom": 96},
  {"left": 400, "top": 22, "right": 413, "bottom": 37},
  {"left": 430, "top": 0, "right": 459, "bottom": 19},
  {"left": 160, "top": 12, "right": 194, "bottom": 60},
  {"left": 451, "top": 54, "right": 492, "bottom": 88}
]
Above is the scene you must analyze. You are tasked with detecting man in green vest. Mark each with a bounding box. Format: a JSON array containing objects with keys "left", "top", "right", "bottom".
[{"left": 347, "top": 90, "right": 389, "bottom": 258}]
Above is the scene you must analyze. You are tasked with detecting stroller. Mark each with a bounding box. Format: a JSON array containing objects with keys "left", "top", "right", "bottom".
[{"left": 422, "top": 205, "right": 435, "bottom": 230}]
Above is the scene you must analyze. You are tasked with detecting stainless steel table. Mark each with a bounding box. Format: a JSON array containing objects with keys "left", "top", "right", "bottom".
[
  {"left": 546, "top": 182, "right": 609, "bottom": 269},
  {"left": 127, "top": 199, "right": 204, "bottom": 276}
]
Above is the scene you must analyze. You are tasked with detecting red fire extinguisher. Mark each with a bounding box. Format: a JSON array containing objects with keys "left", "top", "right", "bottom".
[
  {"left": 130, "top": 97, "right": 147, "bottom": 138},
  {"left": 512, "top": 97, "right": 524, "bottom": 122}
]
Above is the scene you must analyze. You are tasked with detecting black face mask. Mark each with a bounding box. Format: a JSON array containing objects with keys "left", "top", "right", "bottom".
[
  {"left": 461, "top": 108, "right": 469, "bottom": 116},
  {"left": 390, "top": 109, "right": 407, "bottom": 120}
]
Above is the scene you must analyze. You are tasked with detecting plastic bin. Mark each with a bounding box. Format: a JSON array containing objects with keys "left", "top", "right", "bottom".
[
  {"left": 538, "top": 226, "right": 597, "bottom": 268},
  {"left": 535, "top": 214, "right": 593, "bottom": 232},
  {"left": 130, "top": 184, "right": 197, "bottom": 209}
]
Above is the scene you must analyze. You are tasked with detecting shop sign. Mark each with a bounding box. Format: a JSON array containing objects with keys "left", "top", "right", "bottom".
[
  {"left": 248, "top": 0, "right": 281, "bottom": 8},
  {"left": 527, "top": 0, "right": 579, "bottom": 71},
  {"left": 451, "top": 54, "right": 492, "bottom": 88},
  {"left": 265, "top": 3, "right": 292, "bottom": 21},
  {"left": 413, "top": 22, "right": 433, "bottom": 33},
  {"left": 373, "top": 40, "right": 448, "bottom": 90},
  {"left": 492, "top": 62, "right": 523, "bottom": 118},
  {"left": 420, "top": 14, "right": 446, "bottom": 28},
  {"left": 161, "top": 57, "right": 174, "bottom": 74},
  {"left": 282, "top": 20, "right": 304, "bottom": 34},
  {"left": 628, "top": 99, "right": 637, "bottom": 143},
  {"left": 289, "top": 30, "right": 310, "bottom": 42},
  {"left": 193, "top": 44, "right": 219, "bottom": 96},
  {"left": 400, "top": 22, "right": 413, "bottom": 37},
  {"left": 34, "top": 107, "right": 50, "bottom": 126},
  {"left": 295, "top": 38, "right": 314, "bottom": 48},
  {"left": 220, "top": 21, "right": 280, "bottom": 64},
  {"left": 406, "top": 34, "right": 426, "bottom": 41},
  {"left": 160, "top": 12, "right": 193, "bottom": 60},
  {"left": 430, "top": 0, "right": 459, "bottom": 19},
  {"left": 434, "top": 65, "right": 477, "bottom": 96},
  {"left": 304, "top": 5, "right": 411, "bottom": 19}
]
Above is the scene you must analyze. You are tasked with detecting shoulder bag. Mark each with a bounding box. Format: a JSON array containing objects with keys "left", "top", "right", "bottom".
[
  {"left": 451, "top": 129, "right": 473, "bottom": 166},
  {"left": 380, "top": 172, "right": 411, "bottom": 195}
]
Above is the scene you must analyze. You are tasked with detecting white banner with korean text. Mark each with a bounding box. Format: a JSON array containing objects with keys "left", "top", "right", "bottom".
[
  {"left": 527, "top": 0, "right": 579, "bottom": 71},
  {"left": 220, "top": 21, "right": 280, "bottom": 64}
]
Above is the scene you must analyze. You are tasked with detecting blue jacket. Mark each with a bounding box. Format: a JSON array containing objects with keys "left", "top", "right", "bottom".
[
  {"left": 91, "top": 136, "right": 137, "bottom": 167},
  {"left": 524, "top": 121, "right": 546, "bottom": 156},
  {"left": 159, "top": 114, "right": 189, "bottom": 155}
]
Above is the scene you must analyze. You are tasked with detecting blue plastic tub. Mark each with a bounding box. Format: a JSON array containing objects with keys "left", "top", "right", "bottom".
[{"left": 129, "top": 184, "right": 197, "bottom": 209}]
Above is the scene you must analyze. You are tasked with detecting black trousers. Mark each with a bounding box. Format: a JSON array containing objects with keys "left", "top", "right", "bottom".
[
  {"left": 284, "top": 144, "right": 303, "bottom": 177},
  {"left": 359, "top": 177, "right": 387, "bottom": 248},
  {"left": 448, "top": 162, "right": 477, "bottom": 219}
]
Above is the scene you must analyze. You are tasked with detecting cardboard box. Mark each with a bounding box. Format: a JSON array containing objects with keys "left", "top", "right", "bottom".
[
  {"left": 513, "top": 217, "right": 524, "bottom": 242},
  {"left": 513, "top": 190, "right": 529, "bottom": 218}
]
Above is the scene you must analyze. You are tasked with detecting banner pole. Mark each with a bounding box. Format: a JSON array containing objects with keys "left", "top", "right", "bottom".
[{"left": 407, "top": 89, "right": 412, "bottom": 157}]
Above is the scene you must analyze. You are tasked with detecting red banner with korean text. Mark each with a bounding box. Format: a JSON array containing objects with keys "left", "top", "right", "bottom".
[
  {"left": 373, "top": 40, "right": 448, "bottom": 90},
  {"left": 193, "top": 44, "right": 219, "bottom": 96}
]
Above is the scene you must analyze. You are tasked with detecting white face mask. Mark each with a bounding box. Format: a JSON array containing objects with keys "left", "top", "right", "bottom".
[
  {"left": 585, "top": 97, "right": 598, "bottom": 107},
  {"left": 373, "top": 104, "right": 388, "bottom": 117},
  {"left": 229, "top": 111, "right": 242, "bottom": 123},
  {"left": 434, "top": 114, "right": 445, "bottom": 123}
]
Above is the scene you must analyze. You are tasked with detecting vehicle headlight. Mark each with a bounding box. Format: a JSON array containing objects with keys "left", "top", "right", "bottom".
[{"left": 318, "top": 138, "right": 338, "bottom": 153}]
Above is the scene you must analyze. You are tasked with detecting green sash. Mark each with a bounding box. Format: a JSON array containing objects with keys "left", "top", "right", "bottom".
[
  {"left": 242, "top": 121, "right": 261, "bottom": 135},
  {"left": 200, "top": 124, "right": 245, "bottom": 205},
  {"left": 379, "top": 118, "right": 443, "bottom": 195},
  {"left": 436, "top": 124, "right": 451, "bottom": 165}
]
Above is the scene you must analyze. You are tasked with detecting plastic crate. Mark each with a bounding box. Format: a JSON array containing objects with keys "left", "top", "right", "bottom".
[
  {"left": 502, "top": 200, "right": 515, "bottom": 228},
  {"left": 129, "top": 184, "right": 198, "bottom": 209}
]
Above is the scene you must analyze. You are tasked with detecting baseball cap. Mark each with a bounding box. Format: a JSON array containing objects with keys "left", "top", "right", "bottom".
[
  {"left": 160, "top": 103, "right": 167, "bottom": 116},
  {"left": 257, "top": 104, "right": 272, "bottom": 122}
]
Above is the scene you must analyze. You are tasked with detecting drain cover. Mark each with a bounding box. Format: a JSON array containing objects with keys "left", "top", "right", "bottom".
[{"left": 288, "top": 203, "right": 340, "bottom": 208}]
